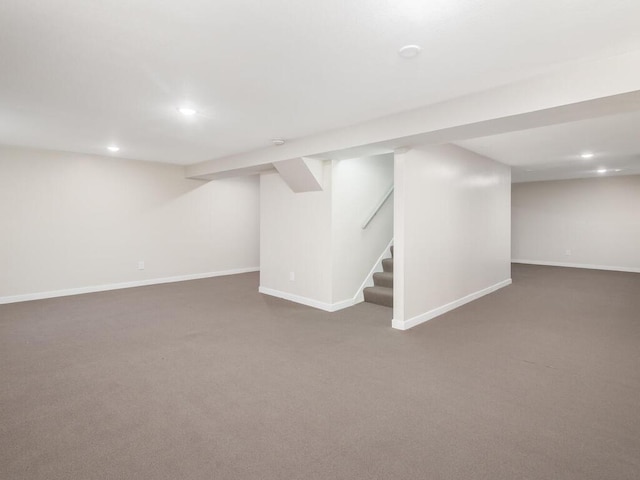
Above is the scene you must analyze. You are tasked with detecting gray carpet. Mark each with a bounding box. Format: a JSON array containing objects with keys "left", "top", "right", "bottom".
[{"left": 1, "top": 264, "right": 639, "bottom": 479}]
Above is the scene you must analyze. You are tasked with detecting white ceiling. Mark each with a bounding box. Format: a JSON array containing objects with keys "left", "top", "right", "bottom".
[
  {"left": 1, "top": 0, "right": 640, "bottom": 168},
  {"left": 456, "top": 111, "right": 640, "bottom": 182}
]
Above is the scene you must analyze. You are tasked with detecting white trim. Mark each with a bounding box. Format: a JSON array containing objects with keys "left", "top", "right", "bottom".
[
  {"left": 512, "top": 259, "right": 640, "bottom": 274},
  {"left": 351, "top": 238, "right": 394, "bottom": 306},
  {"left": 261, "top": 239, "right": 395, "bottom": 313},
  {"left": 328, "top": 298, "right": 357, "bottom": 311},
  {"left": 392, "top": 278, "right": 512, "bottom": 331},
  {"left": 362, "top": 186, "right": 394, "bottom": 229},
  {"left": 0, "top": 267, "right": 260, "bottom": 305},
  {"left": 258, "top": 286, "right": 350, "bottom": 312}
]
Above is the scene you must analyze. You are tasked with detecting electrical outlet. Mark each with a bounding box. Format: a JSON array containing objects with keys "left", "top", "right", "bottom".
[
  {"left": 137, "top": 261, "right": 145, "bottom": 270},
  {"left": 289, "top": 271, "right": 295, "bottom": 281}
]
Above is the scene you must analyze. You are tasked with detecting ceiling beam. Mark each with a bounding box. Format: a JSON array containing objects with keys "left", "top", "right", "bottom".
[
  {"left": 273, "top": 157, "right": 324, "bottom": 193},
  {"left": 186, "top": 50, "right": 640, "bottom": 180}
]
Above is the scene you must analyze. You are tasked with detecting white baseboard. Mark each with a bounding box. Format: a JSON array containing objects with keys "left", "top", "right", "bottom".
[
  {"left": 328, "top": 298, "right": 357, "bottom": 312},
  {"left": 259, "top": 239, "right": 395, "bottom": 314},
  {"left": 352, "top": 239, "right": 394, "bottom": 305},
  {"left": 392, "top": 278, "right": 512, "bottom": 331},
  {"left": 258, "top": 286, "right": 355, "bottom": 312},
  {"left": 0, "top": 267, "right": 260, "bottom": 305},
  {"left": 512, "top": 259, "right": 640, "bottom": 274}
]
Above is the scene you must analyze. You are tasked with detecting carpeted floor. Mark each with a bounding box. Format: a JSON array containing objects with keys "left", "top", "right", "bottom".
[{"left": 1, "top": 264, "right": 639, "bottom": 479}]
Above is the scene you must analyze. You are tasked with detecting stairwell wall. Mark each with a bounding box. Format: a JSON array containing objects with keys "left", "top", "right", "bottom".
[
  {"left": 331, "top": 154, "right": 394, "bottom": 304},
  {"left": 393, "top": 144, "right": 511, "bottom": 330},
  {"left": 259, "top": 154, "right": 394, "bottom": 310},
  {"left": 259, "top": 165, "right": 333, "bottom": 307}
]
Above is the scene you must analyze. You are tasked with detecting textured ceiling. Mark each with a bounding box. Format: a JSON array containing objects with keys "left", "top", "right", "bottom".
[
  {"left": 456, "top": 111, "right": 640, "bottom": 182},
  {"left": 1, "top": 0, "right": 640, "bottom": 167}
]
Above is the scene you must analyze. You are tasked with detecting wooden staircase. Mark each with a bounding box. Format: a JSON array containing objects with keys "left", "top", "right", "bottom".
[{"left": 363, "top": 246, "right": 393, "bottom": 307}]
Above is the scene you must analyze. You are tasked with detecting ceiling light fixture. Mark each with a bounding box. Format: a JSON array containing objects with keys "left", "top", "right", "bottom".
[
  {"left": 107, "top": 146, "right": 120, "bottom": 152},
  {"left": 178, "top": 107, "right": 197, "bottom": 116},
  {"left": 398, "top": 45, "right": 422, "bottom": 59},
  {"left": 272, "top": 138, "right": 285, "bottom": 146},
  {"left": 581, "top": 152, "right": 595, "bottom": 159},
  {"left": 596, "top": 168, "right": 607, "bottom": 174}
]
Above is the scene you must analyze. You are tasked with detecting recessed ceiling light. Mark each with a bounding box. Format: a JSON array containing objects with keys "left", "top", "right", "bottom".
[
  {"left": 581, "top": 152, "right": 595, "bottom": 159},
  {"left": 178, "top": 107, "right": 197, "bottom": 116},
  {"left": 107, "top": 146, "right": 120, "bottom": 152},
  {"left": 398, "top": 45, "right": 422, "bottom": 59},
  {"left": 272, "top": 138, "right": 285, "bottom": 146},
  {"left": 596, "top": 168, "right": 607, "bottom": 174}
]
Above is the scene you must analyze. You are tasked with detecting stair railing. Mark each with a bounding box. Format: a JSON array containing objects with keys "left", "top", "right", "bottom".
[{"left": 361, "top": 185, "right": 394, "bottom": 229}]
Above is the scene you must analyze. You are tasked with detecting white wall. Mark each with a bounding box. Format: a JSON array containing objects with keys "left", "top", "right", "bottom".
[
  {"left": 259, "top": 165, "right": 333, "bottom": 307},
  {"left": 0, "top": 146, "right": 260, "bottom": 302},
  {"left": 331, "top": 154, "right": 394, "bottom": 303},
  {"left": 259, "top": 155, "right": 394, "bottom": 311},
  {"left": 393, "top": 144, "right": 511, "bottom": 330},
  {"left": 512, "top": 175, "right": 640, "bottom": 272}
]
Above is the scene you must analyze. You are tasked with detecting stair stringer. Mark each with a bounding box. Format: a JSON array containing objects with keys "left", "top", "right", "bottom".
[{"left": 351, "top": 238, "right": 394, "bottom": 305}]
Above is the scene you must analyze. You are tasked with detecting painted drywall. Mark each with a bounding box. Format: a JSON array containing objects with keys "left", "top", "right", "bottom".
[
  {"left": 512, "top": 175, "right": 640, "bottom": 272},
  {"left": 331, "top": 154, "right": 394, "bottom": 303},
  {"left": 0, "top": 146, "right": 259, "bottom": 301},
  {"left": 259, "top": 165, "right": 333, "bottom": 307},
  {"left": 259, "top": 154, "right": 394, "bottom": 310},
  {"left": 393, "top": 144, "right": 511, "bottom": 329}
]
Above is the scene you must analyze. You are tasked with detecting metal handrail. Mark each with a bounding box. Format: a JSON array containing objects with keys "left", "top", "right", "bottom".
[{"left": 361, "top": 185, "right": 394, "bottom": 229}]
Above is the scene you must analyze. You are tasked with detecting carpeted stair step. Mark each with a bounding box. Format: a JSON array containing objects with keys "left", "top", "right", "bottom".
[
  {"left": 373, "top": 271, "right": 393, "bottom": 288},
  {"left": 363, "top": 245, "right": 394, "bottom": 308},
  {"left": 363, "top": 286, "right": 393, "bottom": 307},
  {"left": 382, "top": 257, "right": 393, "bottom": 272}
]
